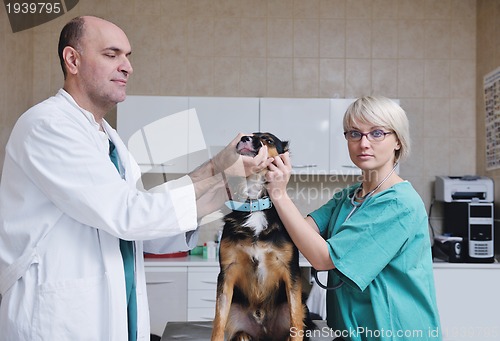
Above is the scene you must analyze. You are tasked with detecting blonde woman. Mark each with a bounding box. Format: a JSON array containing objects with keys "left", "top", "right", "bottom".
[{"left": 267, "top": 96, "right": 441, "bottom": 340}]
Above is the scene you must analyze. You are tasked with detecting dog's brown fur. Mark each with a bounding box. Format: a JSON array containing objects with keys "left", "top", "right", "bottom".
[{"left": 211, "top": 133, "right": 311, "bottom": 341}]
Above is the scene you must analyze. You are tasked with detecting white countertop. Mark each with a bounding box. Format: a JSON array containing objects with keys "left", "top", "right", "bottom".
[
  {"left": 144, "top": 254, "right": 312, "bottom": 267},
  {"left": 144, "top": 254, "right": 500, "bottom": 269}
]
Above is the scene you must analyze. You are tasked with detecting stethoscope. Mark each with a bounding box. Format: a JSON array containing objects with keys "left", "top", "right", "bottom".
[{"left": 313, "top": 162, "right": 399, "bottom": 290}]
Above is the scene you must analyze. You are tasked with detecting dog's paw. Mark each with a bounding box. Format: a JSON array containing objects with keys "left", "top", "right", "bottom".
[{"left": 229, "top": 331, "right": 254, "bottom": 341}]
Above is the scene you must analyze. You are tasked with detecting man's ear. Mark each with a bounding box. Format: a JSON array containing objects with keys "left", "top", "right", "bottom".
[{"left": 63, "top": 46, "right": 80, "bottom": 76}]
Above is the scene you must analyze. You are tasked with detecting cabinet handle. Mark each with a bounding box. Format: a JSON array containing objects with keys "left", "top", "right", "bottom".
[
  {"left": 201, "top": 280, "right": 218, "bottom": 284},
  {"left": 147, "top": 280, "right": 175, "bottom": 284},
  {"left": 342, "top": 165, "right": 358, "bottom": 169},
  {"left": 292, "top": 165, "right": 318, "bottom": 168},
  {"left": 201, "top": 298, "right": 217, "bottom": 302}
]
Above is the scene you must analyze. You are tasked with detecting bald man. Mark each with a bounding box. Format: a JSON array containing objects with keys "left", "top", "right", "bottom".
[{"left": 0, "top": 16, "right": 270, "bottom": 340}]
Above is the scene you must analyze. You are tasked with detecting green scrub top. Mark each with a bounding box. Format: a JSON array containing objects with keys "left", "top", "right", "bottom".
[{"left": 309, "top": 181, "right": 442, "bottom": 341}]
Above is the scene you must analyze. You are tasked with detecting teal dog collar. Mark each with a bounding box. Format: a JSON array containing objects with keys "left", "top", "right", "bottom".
[{"left": 225, "top": 197, "right": 272, "bottom": 212}]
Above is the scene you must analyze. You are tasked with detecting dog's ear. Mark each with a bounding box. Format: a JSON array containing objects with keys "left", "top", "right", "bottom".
[{"left": 281, "top": 140, "right": 290, "bottom": 153}]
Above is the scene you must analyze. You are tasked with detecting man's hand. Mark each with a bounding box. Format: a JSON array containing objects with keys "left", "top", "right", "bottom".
[{"left": 212, "top": 133, "right": 273, "bottom": 177}]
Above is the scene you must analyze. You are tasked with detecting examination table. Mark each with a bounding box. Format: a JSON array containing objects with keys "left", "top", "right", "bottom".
[{"left": 161, "top": 320, "right": 333, "bottom": 340}]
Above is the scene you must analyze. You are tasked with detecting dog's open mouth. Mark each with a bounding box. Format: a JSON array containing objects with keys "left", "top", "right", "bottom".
[
  {"left": 237, "top": 145, "right": 258, "bottom": 157},
  {"left": 236, "top": 136, "right": 261, "bottom": 157}
]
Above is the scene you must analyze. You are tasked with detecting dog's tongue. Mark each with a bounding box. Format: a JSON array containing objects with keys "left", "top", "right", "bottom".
[{"left": 238, "top": 147, "right": 256, "bottom": 156}]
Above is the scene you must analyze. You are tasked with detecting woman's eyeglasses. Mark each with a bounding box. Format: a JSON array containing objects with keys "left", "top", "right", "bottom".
[{"left": 344, "top": 129, "right": 393, "bottom": 142}]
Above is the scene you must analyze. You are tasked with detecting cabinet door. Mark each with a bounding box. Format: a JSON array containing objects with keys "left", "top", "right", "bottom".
[
  {"left": 117, "top": 96, "right": 206, "bottom": 174},
  {"left": 145, "top": 268, "right": 188, "bottom": 336},
  {"left": 330, "top": 99, "right": 360, "bottom": 175},
  {"left": 188, "top": 97, "right": 260, "bottom": 171},
  {"left": 433, "top": 266, "right": 500, "bottom": 341},
  {"left": 260, "top": 98, "right": 331, "bottom": 174},
  {"left": 187, "top": 266, "right": 219, "bottom": 321}
]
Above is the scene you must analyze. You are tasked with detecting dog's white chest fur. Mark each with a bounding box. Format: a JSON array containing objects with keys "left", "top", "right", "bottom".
[{"left": 243, "top": 211, "right": 268, "bottom": 236}]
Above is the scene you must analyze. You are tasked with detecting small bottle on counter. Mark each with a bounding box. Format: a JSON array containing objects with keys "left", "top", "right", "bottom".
[{"left": 206, "top": 241, "right": 216, "bottom": 260}]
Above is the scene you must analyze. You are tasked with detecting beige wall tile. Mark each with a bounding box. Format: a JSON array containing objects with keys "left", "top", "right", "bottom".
[
  {"left": 450, "top": 60, "right": 475, "bottom": 98},
  {"left": 372, "top": 59, "right": 398, "bottom": 97},
  {"left": 268, "top": 0, "right": 294, "bottom": 18},
  {"left": 319, "top": 0, "right": 346, "bottom": 19},
  {"left": 160, "top": 57, "right": 188, "bottom": 95},
  {"left": 294, "top": 0, "right": 320, "bottom": 18},
  {"left": 346, "top": 0, "right": 372, "bottom": 19},
  {"left": 424, "top": 98, "right": 450, "bottom": 138},
  {"left": 267, "top": 58, "right": 294, "bottom": 97},
  {"left": 345, "top": 59, "right": 371, "bottom": 96},
  {"left": 187, "top": 57, "right": 214, "bottom": 95},
  {"left": 400, "top": 98, "right": 424, "bottom": 141},
  {"left": 214, "top": 0, "right": 241, "bottom": 17},
  {"left": 424, "top": 0, "right": 451, "bottom": 19},
  {"left": 398, "top": 0, "right": 425, "bottom": 19},
  {"left": 294, "top": 19, "right": 319, "bottom": 58},
  {"left": 401, "top": 135, "right": 425, "bottom": 176},
  {"left": 186, "top": 0, "right": 214, "bottom": 17},
  {"left": 319, "top": 58, "right": 345, "bottom": 97},
  {"left": 160, "top": 18, "right": 188, "bottom": 58},
  {"left": 240, "top": 58, "right": 267, "bottom": 96},
  {"left": 424, "top": 60, "right": 450, "bottom": 98},
  {"left": 293, "top": 58, "right": 319, "bottom": 97},
  {"left": 241, "top": 0, "right": 267, "bottom": 18},
  {"left": 214, "top": 18, "right": 240, "bottom": 57},
  {"left": 372, "top": 0, "right": 398, "bottom": 19},
  {"left": 346, "top": 19, "right": 371, "bottom": 58},
  {"left": 320, "top": 19, "right": 346, "bottom": 58},
  {"left": 372, "top": 20, "right": 398, "bottom": 58},
  {"left": 451, "top": 17, "right": 476, "bottom": 60},
  {"left": 268, "top": 19, "right": 293, "bottom": 57},
  {"left": 213, "top": 57, "right": 240, "bottom": 96},
  {"left": 424, "top": 20, "right": 451, "bottom": 59},
  {"left": 188, "top": 17, "right": 214, "bottom": 57},
  {"left": 161, "top": 0, "right": 189, "bottom": 17},
  {"left": 449, "top": 138, "right": 476, "bottom": 176},
  {"left": 398, "top": 20, "right": 425, "bottom": 59},
  {"left": 398, "top": 60, "right": 424, "bottom": 97},
  {"left": 240, "top": 18, "right": 267, "bottom": 57},
  {"left": 449, "top": 99, "right": 475, "bottom": 138},
  {"left": 424, "top": 137, "right": 450, "bottom": 175}
]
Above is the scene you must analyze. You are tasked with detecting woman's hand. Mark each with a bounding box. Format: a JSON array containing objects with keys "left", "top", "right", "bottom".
[{"left": 266, "top": 152, "right": 292, "bottom": 202}]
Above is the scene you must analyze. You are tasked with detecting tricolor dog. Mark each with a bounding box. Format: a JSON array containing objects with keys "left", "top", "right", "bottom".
[{"left": 211, "top": 133, "right": 313, "bottom": 341}]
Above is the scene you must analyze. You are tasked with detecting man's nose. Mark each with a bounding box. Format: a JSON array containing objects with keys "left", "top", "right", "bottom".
[{"left": 120, "top": 57, "right": 133, "bottom": 75}]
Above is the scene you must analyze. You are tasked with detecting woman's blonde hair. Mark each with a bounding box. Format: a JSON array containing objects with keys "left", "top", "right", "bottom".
[{"left": 343, "top": 96, "right": 410, "bottom": 163}]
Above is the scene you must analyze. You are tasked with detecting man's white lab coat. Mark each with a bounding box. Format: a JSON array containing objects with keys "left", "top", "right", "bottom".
[{"left": 0, "top": 89, "right": 198, "bottom": 340}]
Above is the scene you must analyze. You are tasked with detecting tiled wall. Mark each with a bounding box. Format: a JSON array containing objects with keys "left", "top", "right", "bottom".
[{"left": 0, "top": 1, "right": 479, "bottom": 235}]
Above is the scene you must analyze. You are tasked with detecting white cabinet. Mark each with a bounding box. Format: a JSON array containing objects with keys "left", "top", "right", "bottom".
[
  {"left": 187, "top": 97, "right": 259, "bottom": 171},
  {"left": 433, "top": 263, "right": 500, "bottom": 341},
  {"left": 117, "top": 96, "right": 206, "bottom": 174},
  {"left": 117, "top": 96, "right": 260, "bottom": 173},
  {"left": 119, "top": 96, "right": 405, "bottom": 175},
  {"left": 260, "top": 98, "right": 360, "bottom": 175},
  {"left": 260, "top": 98, "right": 331, "bottom": 174},
  {"left": 187, "top": 266, "right": 219, "bottom": 321},
  {"left": 145, "top": 267, "right": 188, "bottom": 336}
]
